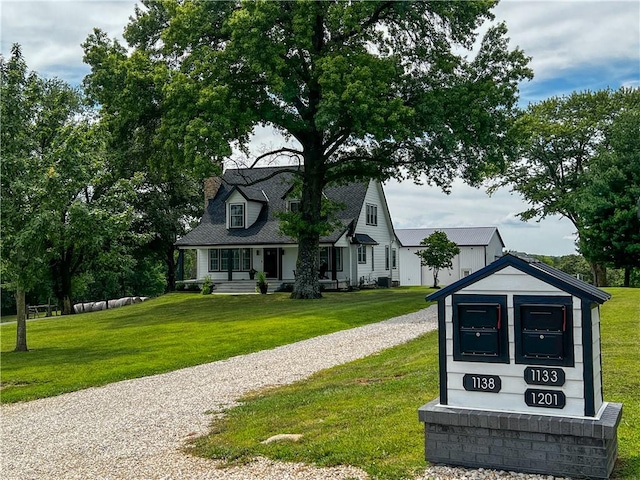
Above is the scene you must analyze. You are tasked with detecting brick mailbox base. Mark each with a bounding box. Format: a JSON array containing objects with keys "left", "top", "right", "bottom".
[{"left": 418, "top": 399, "right": 623, "bottom": 479}]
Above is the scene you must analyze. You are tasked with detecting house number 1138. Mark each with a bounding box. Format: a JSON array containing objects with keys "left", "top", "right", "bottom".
[{"left": 463, "top": 374, "right": 501, "bottom": 393}]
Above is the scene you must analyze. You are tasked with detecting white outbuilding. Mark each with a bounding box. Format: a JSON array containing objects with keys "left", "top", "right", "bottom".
[{"left": 396, "top": 227, "right": 504, "bottom": 287}]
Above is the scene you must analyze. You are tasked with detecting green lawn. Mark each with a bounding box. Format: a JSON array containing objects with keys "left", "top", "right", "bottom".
[
  {"left": 0, "top": 288, "right": 431, "bottom": 403},
  {"left": 192, "top": 288, "right": 640, "bottom": 480}
]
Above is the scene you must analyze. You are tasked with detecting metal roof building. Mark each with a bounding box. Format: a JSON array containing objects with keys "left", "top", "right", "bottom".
[
  {"left": 396, "top": 226, "right": 505, "bottom": 286},
  {"left": 396, "top": 226, "right": 504, "bottom": 248}
]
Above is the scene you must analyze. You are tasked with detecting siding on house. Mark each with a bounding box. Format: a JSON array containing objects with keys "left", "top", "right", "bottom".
[
  {"left": 591, "top": 305, "right": 603, "bottom": 414},
  {"left": 353, "top": 181, "right": 399, "bottom": 285}
]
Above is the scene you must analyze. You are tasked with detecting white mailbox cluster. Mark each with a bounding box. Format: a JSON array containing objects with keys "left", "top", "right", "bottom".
[{"left": 426, "top": 253, "right": 611, "bottom": 418}]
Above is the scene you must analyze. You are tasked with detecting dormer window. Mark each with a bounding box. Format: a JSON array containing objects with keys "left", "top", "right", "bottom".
[
  {"left": 288, "top": 200, "right": 301, "bottom": 213},
  {"left": 229, "top": 204, "right": 245, "bottom": 228}
]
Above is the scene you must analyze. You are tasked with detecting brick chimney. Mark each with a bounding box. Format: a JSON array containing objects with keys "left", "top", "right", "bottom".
[{"left": 204, "top": 176, "right": 222, "bottom": 210}]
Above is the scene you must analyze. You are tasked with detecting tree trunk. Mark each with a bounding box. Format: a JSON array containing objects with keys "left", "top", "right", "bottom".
[
  {"left": 14, "top": 288, "right": 28, "bottom": 352},
  {"left": 590, "top": 262, "right": 607, "bottom": 287},
  {"left": 62, "top": 295, "right": 73, "bottom": 316},
  {"left": 624, "top": 267, "right": 631, "bottom": 287},
  {"left": 291, "top": 142, "right": 324, "bottom": 299},
  {"left": 292, "top": 233, "right": 322, "bottom": 299},
  {"left": 54, "top": 270, "right": 75, "bottom": 315},
  {"left": 432, "top": 269, "right": 440, "bottom": 289}
]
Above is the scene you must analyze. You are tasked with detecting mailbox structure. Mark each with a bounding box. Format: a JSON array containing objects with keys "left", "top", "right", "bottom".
[{"left": 418, "top": 254, "right": 622, "bottom": 479}]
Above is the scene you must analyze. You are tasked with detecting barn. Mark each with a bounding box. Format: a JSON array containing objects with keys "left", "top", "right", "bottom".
[{"left": 396, "top": 227, "right": 504, "bottom": 287}]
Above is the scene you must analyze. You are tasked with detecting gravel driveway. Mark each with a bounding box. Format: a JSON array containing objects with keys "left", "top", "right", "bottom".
[{"left": 1, "top": 306, "right": 438, "bottom": 480}]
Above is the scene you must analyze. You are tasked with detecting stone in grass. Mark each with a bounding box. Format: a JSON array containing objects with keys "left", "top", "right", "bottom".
[{"left": 261, "top": 434, "right": 303, "bottom": 444}]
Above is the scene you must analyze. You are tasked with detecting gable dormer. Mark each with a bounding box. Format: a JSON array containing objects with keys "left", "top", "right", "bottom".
[{"left": 225, "top": 187, "right": 267, "bottom": 229}]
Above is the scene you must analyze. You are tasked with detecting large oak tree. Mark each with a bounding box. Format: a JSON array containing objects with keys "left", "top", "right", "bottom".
[{"left": 84, "top": 0, "right": 531, "bottom": 298}]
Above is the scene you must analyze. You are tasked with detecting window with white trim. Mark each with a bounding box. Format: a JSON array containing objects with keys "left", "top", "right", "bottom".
[
  {"left": 392, "top": 248, "right": 397, "bottom": 269},
  {"left": 385, "top": 245, "right": 390, "bottom": 270},
  {"left": 209, "top": 249, "right": 219, "bottom": 271},
  {"left": 319, "top": 247, "right": 343, "bottom": 272},
  {"left": 208, "top": 248, "right": 252, "bottom": 271},
  {"left": 357, "top": 245, "right": 367, "bottom": 264},
  {"left": 229, "top": 204, "right": 244, "bottom": 228},
  {"left": 366, "top": 204, "right": 377, "bottom": 226}
]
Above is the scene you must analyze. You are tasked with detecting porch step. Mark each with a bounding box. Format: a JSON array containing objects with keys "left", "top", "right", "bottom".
[{"left": 212, "top": 280, "right": 260, "bottom": 294}]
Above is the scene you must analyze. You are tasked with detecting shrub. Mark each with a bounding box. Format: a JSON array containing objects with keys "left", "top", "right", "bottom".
[{"left": 201, "top": 276, "right": 214, "bottom": 295}]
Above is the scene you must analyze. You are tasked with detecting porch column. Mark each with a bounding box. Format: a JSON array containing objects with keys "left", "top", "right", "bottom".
[
  {"left": 331, "top": 247, "right": 337, "bottom": 281},
  {"left": 176, "top": 249, "right": 184, "bottom": 282}
]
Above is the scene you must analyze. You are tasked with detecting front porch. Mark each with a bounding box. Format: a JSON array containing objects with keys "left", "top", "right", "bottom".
[
  {"left": 178, "top": 278, "right": 351, "bottom": 294},
  {"left": 177, "top": 244, "right": 352, "bottom": 285}
]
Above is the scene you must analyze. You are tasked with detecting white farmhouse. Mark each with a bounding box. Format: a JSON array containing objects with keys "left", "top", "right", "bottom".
[{"left": 175, "top": 166, "right": 400, "bottom": 290}]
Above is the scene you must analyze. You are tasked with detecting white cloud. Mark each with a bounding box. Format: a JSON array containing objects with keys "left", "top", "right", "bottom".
[
  {"left": 494, "top": 0, "right": 640, "bottom": 81},
  {"left": 498, "top": 212, "right": 538, "bottom": 228},
  {"left": 1, "top": 0, "right": 135, "bottom": 83}
]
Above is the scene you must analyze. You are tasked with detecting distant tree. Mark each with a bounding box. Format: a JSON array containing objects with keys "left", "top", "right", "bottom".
[
  {"left": 1, "top": 44, "right": 45, "bottom": 350},
  {"left": 82, "top": 31, "right": 205, "bottom": 293},
  {"left": 1, "top": 44, "right": 138, "bottom": 317},
  {"left": 415, "top": 231, "right": 460, "bottom": 288},
  {"left": 83, "top": 0, "right": 532, "bottom": 299},
  {"left": 556, "top": 254, "right": 593, "bottom": 284},
  {"left": 491, "top": 88, "right": 640, "bottom": 286},
  {"left": 531, "top": 254, "right": 558, "bottom": 268},
  {"left": 578, "top": 108, "right": 640, "bottom": 287}
]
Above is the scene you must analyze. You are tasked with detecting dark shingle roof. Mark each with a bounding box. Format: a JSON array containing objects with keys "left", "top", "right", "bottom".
[
  {"left": 426, "top": 253, "right": 611, "bottom": 304},
  {"left": 176, "top": 166, "right": 368, "bottom": 247}
]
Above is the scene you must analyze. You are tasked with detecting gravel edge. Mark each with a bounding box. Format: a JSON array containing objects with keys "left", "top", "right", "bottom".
[{"left": 1, "top": 305, "right": 571, "bottom": 480}]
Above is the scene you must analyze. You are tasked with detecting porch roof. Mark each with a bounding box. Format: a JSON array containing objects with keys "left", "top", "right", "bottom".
[{"left": 351, "top": 233, "right": 378, "bottom": 245}]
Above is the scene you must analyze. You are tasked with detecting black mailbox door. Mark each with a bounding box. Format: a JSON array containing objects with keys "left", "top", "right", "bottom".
[
  {"left": 521, "top": 331, "right": 564, "bottom": 358},
  {"left": 453, "top": 296, "right": 509, "bottom": 363},
  {"left": 515, "top": 297, "right": 574, "bottom": 367},
  {"left": 460, "top": 330, "right": 500, "bottom": 355}
]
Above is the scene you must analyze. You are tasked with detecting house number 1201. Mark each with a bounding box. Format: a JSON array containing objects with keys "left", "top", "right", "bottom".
[
  {"left": 463, "top": 374, "right": 501, "bottom": 393},
  {"left": 524, "top": 388, "right": 566, "bottom": 409}
]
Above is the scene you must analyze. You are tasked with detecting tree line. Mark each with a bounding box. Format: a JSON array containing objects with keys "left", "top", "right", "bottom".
[
  {"left": 1, "top": 44, "right": 202, "bottom": 351},
  {"left": 2, "top": 1, "right": 638, "bottom": 354}
]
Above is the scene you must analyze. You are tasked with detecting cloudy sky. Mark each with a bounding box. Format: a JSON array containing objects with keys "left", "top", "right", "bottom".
[{"left": 2, "top": 0, "right": 639, "bottom": 256}]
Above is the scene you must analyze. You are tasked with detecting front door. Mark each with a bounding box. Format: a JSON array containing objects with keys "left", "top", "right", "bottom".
[{"left": 263, "top": 248, "right": 279, "bottom": 279}]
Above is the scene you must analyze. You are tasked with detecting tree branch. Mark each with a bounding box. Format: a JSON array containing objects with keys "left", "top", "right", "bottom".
[
  {"left": 249, "top": 147, "right": 303, "bottom": 168},
  {"left": 230, "top": 165, "right": 304, "bottom": 188},
  {"left": 330, "top": 2, "right": 396, "bottom": 46}
]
